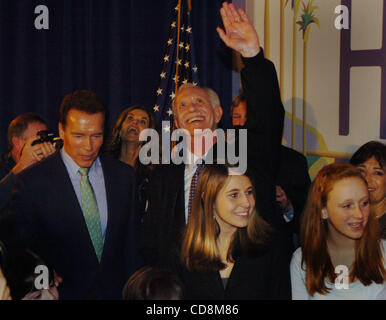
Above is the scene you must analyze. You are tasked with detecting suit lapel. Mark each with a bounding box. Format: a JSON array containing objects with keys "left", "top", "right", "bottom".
[
  {"left": 98, "top": 156, "right": 121, "bottom": 263},
  {"left": 170, "top": 163, "right": 186, "bottom": 227}
]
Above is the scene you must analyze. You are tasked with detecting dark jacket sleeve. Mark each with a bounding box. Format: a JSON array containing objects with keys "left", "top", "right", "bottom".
[
  {"left": 5, "top": 171, "right": 40, "bottom": 250},
  {"left": 0, "top": 172, "right": 15, "bottom": 214},
  {"left": 241, "top": 49, "right": 284, "bottom": 183},
  {"left": 277, "top": 149, "right": 311, "bottom": 234},
  {"left": 240, "top": 49, "right": 285, "bottom": 229}
]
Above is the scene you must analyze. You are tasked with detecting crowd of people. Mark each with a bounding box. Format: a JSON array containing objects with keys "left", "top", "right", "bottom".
[{"left": 0, "top": 2, "right": 385, "bottom": 300}]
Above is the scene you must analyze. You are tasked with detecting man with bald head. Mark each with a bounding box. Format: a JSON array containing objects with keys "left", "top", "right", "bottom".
[{"left": 142, "top": 2, "right": 286, "bottom": 266}]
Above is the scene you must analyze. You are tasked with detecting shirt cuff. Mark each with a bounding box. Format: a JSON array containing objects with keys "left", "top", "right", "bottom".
[
  {"left": 241, "top": 47, "right": 265, "bottom": 68},
  {"left": 283, "top": 207, "right": 294, "bottom": 223}
]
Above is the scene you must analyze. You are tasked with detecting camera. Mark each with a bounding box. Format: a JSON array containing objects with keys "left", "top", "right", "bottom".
[{"left": 31, "top": 130, "right": 63, "bottom": 149}]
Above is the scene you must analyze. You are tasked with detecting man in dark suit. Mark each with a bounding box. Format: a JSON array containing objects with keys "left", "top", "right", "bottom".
[
  {"left": 231, "top": 92, "right": 311, "bottom": 238},
  {"left": 6, "top": 90, "right": 142, "bottom": 299},
  {"left": 276, "top": 146, "right": 311, "bottom": 236},
  {"left": 142, "top": 3, "right": 287, "bottom": 266}
]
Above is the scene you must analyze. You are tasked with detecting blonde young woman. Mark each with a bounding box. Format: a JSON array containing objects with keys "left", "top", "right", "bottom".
[
  {"left": 176, "top": 164, "right": 292, "bottom": 300},
  {"left": 291, "top": 163, "right": 386, "bottom": 299}
]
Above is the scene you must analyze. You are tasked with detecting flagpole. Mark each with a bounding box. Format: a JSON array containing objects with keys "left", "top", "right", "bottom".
[{"left": 175, "top": 0, "right": 182, "bottom": 93}]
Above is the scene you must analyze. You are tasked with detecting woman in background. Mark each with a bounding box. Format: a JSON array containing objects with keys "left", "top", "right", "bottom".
[
  {"left": 350, "top": 141, "right": 386, "bottom": 238},
  {"left": 176, "top": 163, "right": 291, "bottom": 300},
  {"left": 109, "top": 105, "right": 156, "bottom": 214},
  {"left": 291, "top": 162, "right": 386, "bottom": 299}
]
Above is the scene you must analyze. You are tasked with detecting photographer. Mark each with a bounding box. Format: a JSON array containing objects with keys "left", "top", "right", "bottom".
[{"left": 0, "top": 113, "right": 56, "bottom": 214}]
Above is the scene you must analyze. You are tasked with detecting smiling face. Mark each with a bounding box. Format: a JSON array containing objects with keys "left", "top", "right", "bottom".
[
  {"left": 356, "top": 157, "right": 386, "bottom": 206},
  {"left": 173, "top": 87, "right": 222, "bottom": 136},
  {"left": 59, "top": 109, "right": 104, "bottom": 168},
  {"left": 322, "top": 177, "right": 370, "bottom": 241},
  {"left": 120, "top": 109, "right": 150, "bottom": 143},
  {"left": 214, "top": 175, "right": 255, "bottom": 234}
]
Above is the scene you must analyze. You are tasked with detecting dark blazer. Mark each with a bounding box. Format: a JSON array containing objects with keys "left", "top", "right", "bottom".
[
  {"left": 141, "top": 49, "right": 286, "bottom": 266},
  {"left": 174, "top": 233, "right": 291, "bottom": 300},
  {"left": 277, "top": 146, "right": 311, "bottom": 235},
  {"left": 0, "top": 154, "right": 15, "bottom": 214},
  {"left": 6, "top": 151, "right": 142, "bottom": 299}
]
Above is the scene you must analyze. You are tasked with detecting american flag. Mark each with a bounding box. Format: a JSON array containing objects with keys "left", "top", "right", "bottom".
[{"left": 153, "top": 0, "right": 200, "bottom": 130}]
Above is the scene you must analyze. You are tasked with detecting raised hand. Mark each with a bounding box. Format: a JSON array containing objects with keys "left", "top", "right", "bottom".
[
  {"left": 12, "top": 135, "right": 56, "bottom": 175},
  {"left": 216, "top": 2, "right": 260, "bottom": 58}
]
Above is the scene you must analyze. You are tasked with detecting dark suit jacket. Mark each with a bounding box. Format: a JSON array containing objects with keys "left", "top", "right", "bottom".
[
  {"left": 6, "top": 152, "right": 142, "bottom": 299},
  {"left": 0, "top": 153, "right": 15, "bottom": 214},
  {"left": 141, "top": 49, "right": 287, "bottom": 266},
  {"left": 277, "top": 146, "right": 311, "bottom": 235},
  {"left": 173, "top": 233, "right": 291, "bottom": 300}
]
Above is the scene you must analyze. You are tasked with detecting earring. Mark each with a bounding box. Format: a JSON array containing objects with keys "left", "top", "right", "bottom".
[{"left": 321, "top": 208, "right": 328, "bottom": 219}]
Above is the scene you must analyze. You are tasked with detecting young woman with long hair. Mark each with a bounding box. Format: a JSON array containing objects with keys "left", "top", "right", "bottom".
[
  {"left": 177, "top": 163, "right": 292, "bottom": 299},
  {"left": 291, "top": 162, "right": 386, "bottom": 299}
]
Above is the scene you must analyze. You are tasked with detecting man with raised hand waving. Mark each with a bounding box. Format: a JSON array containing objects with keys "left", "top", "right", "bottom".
[{"left": 142, "top": 2, "right": 287, "bottom": 267}]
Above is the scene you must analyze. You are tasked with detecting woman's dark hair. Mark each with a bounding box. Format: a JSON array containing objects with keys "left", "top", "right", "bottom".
[
  {"left": 350, "top": 141, "right": 386, "bottom": 168},
  {"left": 108, "top": 104, "right": 156, "bottom": 159},
  {"left": 122, "top": 266, "right": 184, "bottom": 300},
  {"left": 4, "top": 249, "right": 55, "bottom": 300}
]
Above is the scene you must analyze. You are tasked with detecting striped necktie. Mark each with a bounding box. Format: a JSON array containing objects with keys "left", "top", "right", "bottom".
[
  {"left": 79, "top": 167, "right": 103, "bottom": 262},
  {"left": 188, "top": 163, "right": 204, "bottom": 221}
]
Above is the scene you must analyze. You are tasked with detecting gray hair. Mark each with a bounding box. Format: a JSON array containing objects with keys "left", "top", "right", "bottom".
[{"left": 172, "top": 83, "right": 221, "bottom": 116}]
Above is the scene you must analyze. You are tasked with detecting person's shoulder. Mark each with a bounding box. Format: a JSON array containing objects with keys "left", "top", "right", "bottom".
[
  {"left": 151, "top": 162, "right": 183, "bottom": 178},
  {"left": 292, "top": 246, "right": 303, "bottom": 260},
  {"left": 100, "top": 154, "right": 134, "bottom": 174},
  {"left": 290, "top": 246, "right": 303, "bottom": 272},
  {"left": 380, "top": 239, "right": 386, "bottom": 257},
  {"left": 17, "top": 151, "right": 60, "bottom": 179},
  {"left": 281, "top": 145, "right": 307, "bottom": 161}
]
